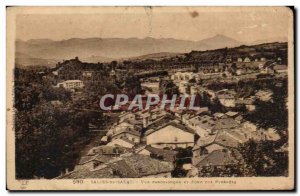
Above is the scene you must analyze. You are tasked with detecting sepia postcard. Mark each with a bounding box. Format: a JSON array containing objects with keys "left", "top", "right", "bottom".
[{"left": 6, "top": 6, "right": 295, "bottom": 191}]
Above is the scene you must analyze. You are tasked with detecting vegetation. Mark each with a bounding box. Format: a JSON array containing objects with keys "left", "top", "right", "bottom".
[
  {"left": 237, "top": 139, "right": 288, "bottom": 176},
  {"left": 244, "top": 78, "right": 288, "bottom": 132},
  {"left": 15, "top": 68, "right": 94, "bottom": 179}
]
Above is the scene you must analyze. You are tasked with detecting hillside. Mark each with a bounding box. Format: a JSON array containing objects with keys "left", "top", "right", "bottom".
[
  {"left": 15, "top": 52, "right": 58, "bottom": 68},
  {"left": 185, "top": 42, "right": 288, "bottom": 64}
]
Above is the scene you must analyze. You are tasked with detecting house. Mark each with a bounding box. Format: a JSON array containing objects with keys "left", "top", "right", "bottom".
[
  {"left": 170, "top": 108, "right": 184, "bottom": 119},
  {"left": 145, "top": 122, "right": 195, "bottom": 149},
  {"left": 244, "top": 57, "right": 251, "bottom": 63},
  {"left": 119, "top": 112, "right": 136, "bottom": 122},
  {"left": 192, "top": 138, "right": 224, "bottom": 165},
  {"left": 74, "top": 154, "right": 112, "bottom": 171},
  {"left": 214, "top": 117, "right": 239, "bottom": 130},
  {"left": 255, "top": 90, "right": 273, "bottom": 102},
  {"left": 111, "top": 128, "right": 141, "bottom": 144},
  {"left": 216, "top": 89, "right": 237, "bottom": 107},
  {"left": 106, "top": 138, "right": 136, "bottom": 149},
  {"left": 56, "top": 80, "right": 84, "bottom": 90},
  {"left": 194, "top": 143, "right": 225, "bottom": 163},
  {"left": 236, "top": 68, "right": 246, "bottom": 75},
  {"left": 100, "top": 136, "right": 108, "bottom": 143},
  {"left": 62, "top": 154, "right": 174, "bottom": 179},
  {"left": 260, "top": 57, "right": 266, "bottom": 62},
  {"left": 172, "top": 72, "right": 195, "bottom": 82},
  {"left": 178, "top": 81, "right": 189, "bottom": 94},
  {"left": 234, "top": 115, "right": 244, "bottom": 124},
  {"left": 197, "top": 149, "right": 242, "bottom": 177},
  {"left": 145, "top": 113, "right": 176, "bottom": 130},
  {"left": 224, "top": 67, "right": 233, "bottom": 77},
  {"left": 205, "top": 143, "right": 225, "bottom": 154},
  {"left": 265, "top": 128, "right": 281, "bottom": 141},
  {"left": 192, "top": 136, "right": 220, "bottom": 166},
  {"left": 117, "top": 154, "right": 174, "bottom": 178},
  {"left": 225, "top": 111, "right": 239, "bottom": 118},
  {"left": 231, "top": 125, "right": 267, "bottom": 142},
  {"left": 136, "top": 145, "right": 178, "bottom": 162},
  {"left": 237, "top": 58, "right": 243, "bottom": 62},
  {"left": 186, "top": 115, "right": 216, "bottom": 137},
  {"left": 213, "top": 112, "right": 226, "bottom": 119},
  {"left": 87, "top": 146, "right": 129, "bottom": 157},
  {"left": 140, "top": 112, "right": 152, "bottom": 127},
  {"left": 214, "top": 131, "right": 241, "bottom": 148},
  {"left": 82, "top": 71, "right": 93, "bottom": 78},
  {"left": 182, "top": 113, "right": 195, "bottom": 125},
  {"left": 243, "top": 121, "right": 258, "bottom": 132},
  {"left": 264, "top": 66, "right": 275, "bottom": 74},
  {"left": 195, "top": 107, "right": 210, "bottom": 116},
  {"left": 182, "top": 163, "right": 194, "bottom": 171},
  {"left": 107, "top": 121, "right": 138, "bottom": 136},
  {"left": 259, "top": 61, "right": 276, "bottom": 74}
]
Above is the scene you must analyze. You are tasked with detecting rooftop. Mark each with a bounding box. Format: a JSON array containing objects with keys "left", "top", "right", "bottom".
[
  {"left": 188, "top": 115, "right": 216, "bottom": 130},
  {"left": 214, "top": 131, "right": 240, "bottom": 148},
  {"left": 215, "top": 118, "right": 239, "bottom": 130},
  {"left": 143, "top": 146, "right": 178, "bottom": 162},
  {"left": 196, "top": 149, "right": 240, "bottom": 168},
  {"left": 111, "top": 127, "right": 141, "bottom": 138},
  {"left": 145, "top": 120, "right": 194, "bottom": 136},
  {"left": 193, "top": 134, "right": 217, "bottom": 150},
  {"left": 62, "top": 153, "right": 174, "bottom": 179}
]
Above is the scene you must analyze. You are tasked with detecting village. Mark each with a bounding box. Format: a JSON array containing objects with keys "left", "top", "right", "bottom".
[{"left": 49, "top": 50, "right": 288, "bottom": 179}]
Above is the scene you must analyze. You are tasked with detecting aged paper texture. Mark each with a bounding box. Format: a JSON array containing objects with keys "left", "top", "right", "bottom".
[{"left": 6, "top": 6, "right": 294, "bottom": 190}]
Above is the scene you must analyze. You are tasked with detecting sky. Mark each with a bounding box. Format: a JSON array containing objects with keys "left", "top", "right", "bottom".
[{"left": 15, "top": 7, "right": 291, "bottom": 43}]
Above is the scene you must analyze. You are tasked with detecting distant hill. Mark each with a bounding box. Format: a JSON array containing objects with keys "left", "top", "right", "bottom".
[
  {"left": 250, "top": 37, "right": 288, "bottom": 45},
  {"left": 123, "top": 52, "right": 184, "bottom": 62},
  {"left": 15, "top": 35, "right": 243, "bottom": 66},
  {"left": 80, "top": 55, "right": 115, "bottom": 63},
  {"left": 196, "top": 34, "right": 242, "bottom": 49},
  {"left": 186, "top": 42, "right": 288, "bottom": 64},
  {"left": 15, "top": 35, "right": 287, "bottom": 67},
  {"left": 15, "top": 52, "right": 58, "bottom": 68}
]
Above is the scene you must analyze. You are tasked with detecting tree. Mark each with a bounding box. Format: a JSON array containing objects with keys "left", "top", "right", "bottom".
[{"left": 237, "top": 139, "right": 288, "bottom": 176}]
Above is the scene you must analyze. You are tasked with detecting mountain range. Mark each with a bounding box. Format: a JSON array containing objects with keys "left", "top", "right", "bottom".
[{"left": 15, "top": 34, "right": 285, "bottom": 67}]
